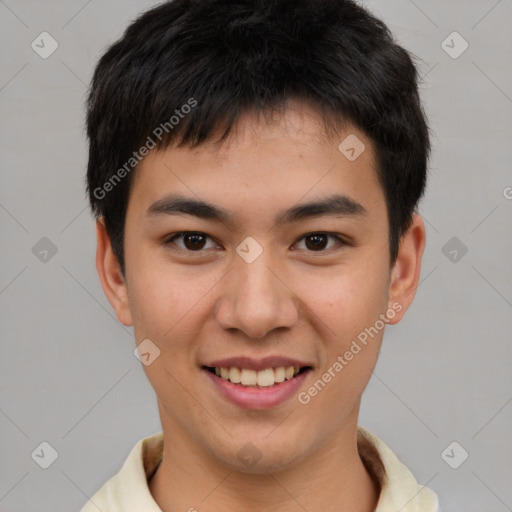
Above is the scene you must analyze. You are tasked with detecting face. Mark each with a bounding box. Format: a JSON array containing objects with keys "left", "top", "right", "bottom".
[{"left": 98, "top": 102, "right": 424, "bottom": 473}]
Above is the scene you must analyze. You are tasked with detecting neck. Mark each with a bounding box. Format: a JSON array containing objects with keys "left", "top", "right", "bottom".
[{"left": 149, "top": 417, "right": 380, "bottom": 512}]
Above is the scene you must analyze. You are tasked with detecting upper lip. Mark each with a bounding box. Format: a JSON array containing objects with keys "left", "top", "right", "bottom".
[{"left": 203, "top": 356, "right": 313, "bottom": 371}]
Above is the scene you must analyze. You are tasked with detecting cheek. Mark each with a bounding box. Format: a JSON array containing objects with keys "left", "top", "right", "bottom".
[
  {"left": 304, "top": 259, "right": 390, "bottom": 340},
  {"left": 126, "top": 259, "right": 216, "bottom": 412},
  {"left": 299, "top": 255, "right": 390, "bottom": 396},
  {"left": 297, "top": 271, "right": 389, "bottom": 424},
  {"left": 127, "top": 252, "right": 225, "bottom": 357}
]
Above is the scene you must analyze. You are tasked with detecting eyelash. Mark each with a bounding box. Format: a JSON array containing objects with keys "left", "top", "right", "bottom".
[{"left": 163, "top": 231, "right": 348, "bottom": 255}]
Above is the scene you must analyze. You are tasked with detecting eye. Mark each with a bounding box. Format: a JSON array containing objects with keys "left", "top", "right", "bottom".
[
  {"left": 164, "top": 231, "right": 347, "bottom": 255},
  {"left": 294, "top": 232, "right": 346, "bottom": 252},
  {"left": 165, "top": 232, "right": 219, "bottom": 252}
]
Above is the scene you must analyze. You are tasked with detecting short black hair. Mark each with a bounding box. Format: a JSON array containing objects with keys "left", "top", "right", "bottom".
[{"left": 86, "top": 0, "right": 430, "bottom": 275}]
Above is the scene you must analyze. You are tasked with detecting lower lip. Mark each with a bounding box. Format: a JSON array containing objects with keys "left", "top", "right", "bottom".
[{"left": 203, "top": 368, "right": 312, "bottom": 410}]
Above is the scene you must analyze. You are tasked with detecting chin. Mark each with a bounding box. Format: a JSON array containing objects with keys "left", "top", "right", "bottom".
[{"left": 216, "top": 434, "right": 311, "bottom": 475}]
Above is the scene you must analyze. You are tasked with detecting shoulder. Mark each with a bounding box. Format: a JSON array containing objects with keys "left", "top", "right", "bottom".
[
  {"left": 357, "top": 426, "right": 439, "bottom": 512},
  {"left": 80, "top": 432, "right": 164, "bottom": 512}
]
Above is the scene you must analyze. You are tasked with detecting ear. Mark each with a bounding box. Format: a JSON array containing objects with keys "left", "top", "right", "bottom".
[
  {"left": 386, "top": 213, "right": 426, "bottom": 325},
  {"left": 95, "top": 218, "right": 133, "bottom": 326}
]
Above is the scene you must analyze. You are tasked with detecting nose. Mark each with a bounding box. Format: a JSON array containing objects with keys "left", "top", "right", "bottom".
[{"left": 215, "top": 251, "right": 299, "bottom": 339}]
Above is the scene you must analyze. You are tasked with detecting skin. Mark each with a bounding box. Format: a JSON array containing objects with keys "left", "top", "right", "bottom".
[{"left": 96, "top": 101, "right": 426, "bottom": 512}]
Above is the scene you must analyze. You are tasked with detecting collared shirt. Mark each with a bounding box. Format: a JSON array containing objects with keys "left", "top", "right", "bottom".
[{"left": 80, "top": 426, "right": 439, "bottom": 512}]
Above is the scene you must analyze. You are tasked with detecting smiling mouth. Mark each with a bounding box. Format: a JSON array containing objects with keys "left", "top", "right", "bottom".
[{"left": 203, "top": 365, "right": 312, "bottom": 388}]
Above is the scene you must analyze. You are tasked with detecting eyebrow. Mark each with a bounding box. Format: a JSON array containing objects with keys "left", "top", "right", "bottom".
[{"left": 146, "top": 193, "right": 367, "bottom": 226}]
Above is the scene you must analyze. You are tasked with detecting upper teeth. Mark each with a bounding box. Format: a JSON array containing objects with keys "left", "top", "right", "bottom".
[{"left": 214, "top": 366, "right": 301, "bottom": 387}]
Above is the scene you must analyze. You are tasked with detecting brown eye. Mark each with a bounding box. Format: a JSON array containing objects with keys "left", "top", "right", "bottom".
[
  {"left": 166, "top": 232, "right": 217, "bottom": 252},
  {"left": 304, "top": 233, "right": 329, "bottom": 250},
  {"left": 182, "top": 233, "right": 207, "bottom": 250},
  {"left": 294, "top": 232, "right": 345, "bottom": 252}
]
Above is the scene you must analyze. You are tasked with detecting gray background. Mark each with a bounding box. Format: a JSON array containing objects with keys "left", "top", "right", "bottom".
[{"left": 0, "top": 0, "right": 511, "bottom": 511}]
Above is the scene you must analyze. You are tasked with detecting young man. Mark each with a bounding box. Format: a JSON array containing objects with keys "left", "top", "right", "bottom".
[{"left": 82, "top": 0, "right": 439, "bottom": 510}]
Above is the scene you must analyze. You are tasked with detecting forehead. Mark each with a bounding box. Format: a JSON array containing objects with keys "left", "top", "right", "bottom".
[{"left": 128, "top": 102, "right": 385, "bottom": 224}]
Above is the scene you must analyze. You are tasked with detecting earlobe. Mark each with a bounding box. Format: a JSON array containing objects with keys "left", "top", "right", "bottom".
[
  {"left": 95, "top": 218, "right": 133, "bottom": 326},
  {"left": 386, "top": 213, "right": 426, "bottom": 325}
]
